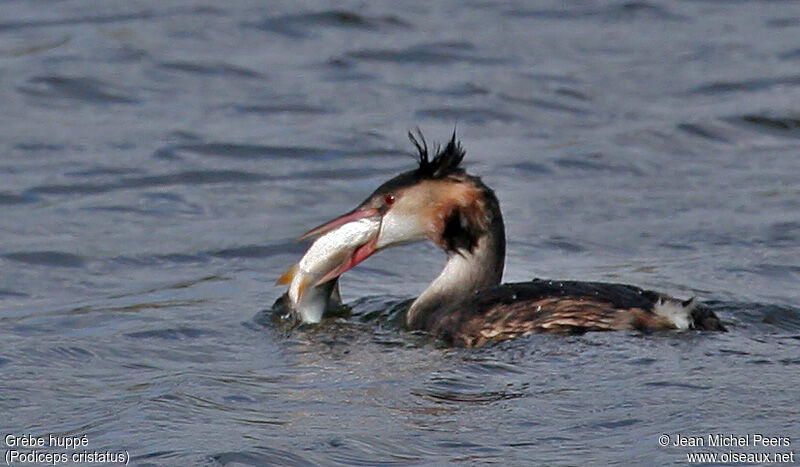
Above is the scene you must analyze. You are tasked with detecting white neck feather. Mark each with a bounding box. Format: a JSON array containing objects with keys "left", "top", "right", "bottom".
[{"left": 406, "top": 233, "right": 503, "bottom": 328}]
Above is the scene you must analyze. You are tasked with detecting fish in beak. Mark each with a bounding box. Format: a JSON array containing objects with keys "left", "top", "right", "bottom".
[
  {"left": 276, "top": 187, "right": 432, "bottom": 316},
  {"left": 280, "top": 174, "right": 474, "bottom": 292},
  {"left": 276, "top": 212, "right": 381, "bottom": 323},
  {"left": 276, "top": 131, "right": 473, "bottom": 323},
  {"left": 293, "top": 186, "right": 439, "bottom": 277},
  {"left": 278, "top": 213, "right": 379, "bottom": 293}
]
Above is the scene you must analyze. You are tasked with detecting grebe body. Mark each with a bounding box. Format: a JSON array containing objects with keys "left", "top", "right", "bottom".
[{"left": 280, "top": 132, "right": 725, "bottom": 345}]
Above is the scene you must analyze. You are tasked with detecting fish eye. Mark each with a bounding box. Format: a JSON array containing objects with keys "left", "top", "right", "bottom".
[{"left": 383, "top": 194, "right": 396, "bottom": 206}]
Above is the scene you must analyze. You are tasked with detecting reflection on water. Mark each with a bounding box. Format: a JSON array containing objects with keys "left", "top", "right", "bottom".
[{"left": 1, "top": 0, "right": 799, "bottom": 465}]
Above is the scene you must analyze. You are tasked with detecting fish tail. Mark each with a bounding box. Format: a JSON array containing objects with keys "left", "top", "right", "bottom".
[{"left": 276, "top": 264, "right": 298, "bottom": 285}]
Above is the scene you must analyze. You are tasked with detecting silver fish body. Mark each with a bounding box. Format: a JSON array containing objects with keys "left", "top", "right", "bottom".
[{"left": 277, "top": 217, "right": 380, "bottom": 323}]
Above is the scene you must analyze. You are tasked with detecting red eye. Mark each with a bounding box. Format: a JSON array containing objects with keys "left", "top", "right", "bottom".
[{"left": 383, "top": 194, "right": 396, "bottom": 206}]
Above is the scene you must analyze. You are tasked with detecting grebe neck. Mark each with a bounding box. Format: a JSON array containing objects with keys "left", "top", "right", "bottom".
[{"left": 406, "top": 203, "right": 505, "bottom": 329}]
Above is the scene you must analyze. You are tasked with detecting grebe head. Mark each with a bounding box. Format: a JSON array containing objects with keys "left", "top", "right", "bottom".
[{"left": 298, "top": 131, "right": 498, "bottom": 284}]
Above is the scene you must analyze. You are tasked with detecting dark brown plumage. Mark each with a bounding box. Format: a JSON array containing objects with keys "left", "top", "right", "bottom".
[{"left": 416, "top": 280, "right": 725, "bottom": 347}]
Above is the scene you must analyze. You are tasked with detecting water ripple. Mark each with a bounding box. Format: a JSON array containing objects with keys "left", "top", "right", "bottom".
[
  {"left": 210, "top": 242, "right": 306, "bottom": 260},
  {"left": 247, "top": 9, "right": 410, "bottom": 39},
  {"left": 158, "top": 61, "right": 263, "bottom": 79},
  {"left": 232, "top": 104, "right": 332, "bottom": 115},
  {"left": 553, "top": 155, "right": 645, "bottom": 175},
  {"left": 0, "top": 6, "right": 220, "bottom": 32},
  {"left": 26, "top": 170, "right": 271, "bottom": 196},
  {"left": 675, "top": 122, "right": 734, "bottom": 143},
  {"left": 0, "top": 289, "right": 28, "bottom": 298},
  {"left": 345, "top": 41, "right": 505, "bottom": 65},
  {"left": 727, "top": 113, "right": 800, "bottom": 138},
  {"left": 412, "top": 387, "right": 526, "bottom": 404},
  {"left": 3, "top": 251, "right": 86, "bottom": 268},
  {"left": 498, "top": 93, "right": 587, "bottom": 115},
  {"left": 506, "top": 2, "right": 683, "bottom": 21},
  {"left": 2, "top": 2, "right": 800, "bottom": 465},
  {"left": 18, "top": 76, "right": 138, "bottom": 104},
  {"left": 642, "top": 381, "right": 712, "bottom": 391},
  {"left": 326, "top": 435, "right": 430, "bottom": 466},
  {"left": 690, "top": 75, "right": 800, "bottom": 95},
  {"left": 211, "top": 448, "right": 315, "bottom": 467},
  {"left": 396, "top": 82, "right": 489, "bottom": 98},
  {"left": 125, "top": 327, "right": 221, "bottom": 340},
  {"left": 0, "top": 11, "right": 155, "bottom": 31},
  {"left": 163, "top": 143, "right": 348, "bottom": 160},
  {"left": 415, "top": 107, "right": 521, "bottom": 124},
  {"left": 0, "top": 192, "right": 39, "bottom": 205}
]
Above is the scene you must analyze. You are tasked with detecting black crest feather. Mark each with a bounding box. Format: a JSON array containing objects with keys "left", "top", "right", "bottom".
[{"left": 408, "top": 129, "right": 465, "bottom": 179}]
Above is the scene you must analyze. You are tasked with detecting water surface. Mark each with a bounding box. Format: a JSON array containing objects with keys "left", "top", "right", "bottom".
[{"left": 1, "top": 0, "right": 799, "bottom": 465}]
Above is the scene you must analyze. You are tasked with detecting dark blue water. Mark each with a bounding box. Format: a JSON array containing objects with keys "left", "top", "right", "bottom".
[{"left": 2, "top": 1, "right": 799, "bottom": 465}]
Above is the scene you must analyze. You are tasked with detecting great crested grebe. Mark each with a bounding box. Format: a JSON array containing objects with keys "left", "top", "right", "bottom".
[{"left": 284, "top": 132, "right": 725, "bottom": 346}]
